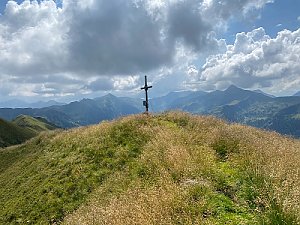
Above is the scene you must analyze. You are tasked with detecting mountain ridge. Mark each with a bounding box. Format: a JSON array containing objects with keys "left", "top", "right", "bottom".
[
  {"left": 12, "top": 115, "right": 59, "bottom": 133},
  {"left": 0, "top": 115, "right": 59, "bottom": 148},
  {"left": 294, "top": 91, "right": 300, "bottom": 96},
  {"left": 0, "top": 87, "right": 300, "bottom": 137},
  {"left": 0, "top": 118, "right": 36, "bottom": 148}
]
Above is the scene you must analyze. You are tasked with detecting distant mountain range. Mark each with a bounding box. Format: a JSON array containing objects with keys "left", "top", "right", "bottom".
[
  {"left": 1, "top": 86, "right": 300, "bottom": 137},
  {"left": 154, "top": 85, "right": 300, "bottom": 137},
  {"left": 0, "top": 94, "right": 141, "bottom": 128},
  {"left": 294, "top": 91, "right": 300, "bottom": 96}
]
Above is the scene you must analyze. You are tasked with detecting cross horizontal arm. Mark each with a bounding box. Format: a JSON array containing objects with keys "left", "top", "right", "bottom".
[{"left": 141, "top": 85, "right": 152, "bottom": 90}]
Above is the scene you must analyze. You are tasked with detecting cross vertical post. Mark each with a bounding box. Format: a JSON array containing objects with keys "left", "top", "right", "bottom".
[{"left": 141, "top": 76, "right": 152, "bottom": 113}]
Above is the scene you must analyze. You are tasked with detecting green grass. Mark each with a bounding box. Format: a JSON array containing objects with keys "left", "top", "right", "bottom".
[
  {"left": 0, "top": 112, "right": 299, "bottom": 224},
  {"left": 0, "top": 115, "right": 58, "bottom": 148},
  {"left": 0, "top": 118, "right": 36, "bottom": 148},
  {"left": 0, "top": 117, "right": 149, "bottom": 224},
  {"left": 12, "top": 115, "right": 59, "bottom": 134}
]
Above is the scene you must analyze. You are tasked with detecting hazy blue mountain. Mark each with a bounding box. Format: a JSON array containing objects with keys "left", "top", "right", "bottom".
[
  {"left": 29, "top": 100, "right": 65, "bottom": 108},
  {"left": 294, "top": 91, "right": 300, "bottom": 96},
  {"left": 119, "top": 96, "right": 143, "bottom": 111},
  {"left": 0, "top": 94, "right": 141, "bottom": 128},
  {"left": 154, "top": 85, "right": 300, "bottom": 137},
  {"left": 150, "top": 90, "right": 197, "bottom": 111},
  {"left": 50, "top": 94, "right": 141, "bottom": 125},
  {"left": 268, "top": 103, "right": 300, "bottom": 137},
  {"left": 173, "top": 85, "right": 271, "bottom": 114},
  {"left": 210, "top": 96, "right": 300, "bottom": 128},
  {"left": 253, "top": 89, "right": 275, "bottom": 98}
]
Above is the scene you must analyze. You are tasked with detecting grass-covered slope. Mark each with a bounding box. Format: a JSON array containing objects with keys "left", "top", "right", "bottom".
[
  {"left": 0, "top": 112, "right": 300, "bottom": 224},
  {"left": 12, "top": 115, "right": 59, "bottom": 134},
  {"left": 0, "top": 118, "right": 36, "bottom": 148}
]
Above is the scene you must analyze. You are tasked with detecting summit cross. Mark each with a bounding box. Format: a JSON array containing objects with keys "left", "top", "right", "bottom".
[{"left": 141, "top": 76, "right": 152, "bottom": 113}]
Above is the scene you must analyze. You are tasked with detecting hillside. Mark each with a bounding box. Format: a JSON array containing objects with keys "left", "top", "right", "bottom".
[
  {"left": 269, "top": 103, "right": 300, "bottom": 137},
  {"left": 12, "top": 115, "right": 59, "bottom": 134},
  {"left": 0, "top": 118, "right": 36, "bottom": 148},
  {"left": 0, "top": 108, "right": 78, "bottom": 128},
  {"left": 0, "top": 115, "right": 59, "bottom": 148},
  {"left": 0, "top": 112, "right": 299, "bottom": 224}
]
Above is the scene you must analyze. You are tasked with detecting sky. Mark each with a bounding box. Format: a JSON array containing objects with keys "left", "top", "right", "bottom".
[{"left": 0, "top": 0, "right": 299, "bottom": 102}]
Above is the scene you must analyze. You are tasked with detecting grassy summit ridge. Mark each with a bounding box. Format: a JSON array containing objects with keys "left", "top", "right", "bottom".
[
  {"left": 12, "top": 115, "right": 59, "bottom": 134},
  {"left": 0, "top": 115, "right": 59, "bottom": 148},
  {"left": 0, "top": 118, "right": 36, "bottom": 148},
  {"left": 0, "top": 112, "right": 299, "bottom": 224}
]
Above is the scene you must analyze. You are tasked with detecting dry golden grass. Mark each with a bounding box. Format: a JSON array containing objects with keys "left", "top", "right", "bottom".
[
  {"left": 64, "top": 113, "right": 219, "bottom": 225},
  {"left": 62, "top": 112, "right": 300, "bottom": 224},
  {"left": 4, "top": 111, "right": 298, "bottom": 224},
  {"left": 233, "top": 125, "right": 300, "bottom": 218}
]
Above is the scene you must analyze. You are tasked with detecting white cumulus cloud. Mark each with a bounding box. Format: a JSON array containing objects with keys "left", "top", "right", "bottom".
[
  {"left": 0, "top": 0, "right": 66, "bottom": 76},
  {"left": 197, "top": 27, "right": 300, "bottom": 95}
]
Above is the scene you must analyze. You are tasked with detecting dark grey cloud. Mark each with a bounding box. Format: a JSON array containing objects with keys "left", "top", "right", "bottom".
[
  {"left": 66, "top": 0, "right": 174, "bottom": 75},
  {"left": 86, "top": 77, "right": 114, "bottom": 91},
  {"left": 63, "top": 0, "right": 244, "bottom": 75},
  {"left": 167, "top": 1, "right": 212, "bottom": 51},
  {"left": 64, "top": 0, "right": 274, "bottom": 75},
  {"left": 0, "top": 1, "right": 66, "bottom": 77}
]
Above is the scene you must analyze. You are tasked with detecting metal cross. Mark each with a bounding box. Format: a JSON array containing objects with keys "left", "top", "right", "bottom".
[{"left": 141, "top": 76, "right": 152, "bottom": 113}]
